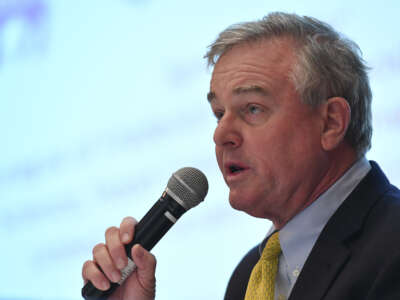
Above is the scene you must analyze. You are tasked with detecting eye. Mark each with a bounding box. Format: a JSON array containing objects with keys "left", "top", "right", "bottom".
[
  {"left": 247, "top": 104, "right": 263, "bottom": 115},
  {"left": 240, "top": 103, "right": 270, "bottom": 125},
  {"left": 213, "top": 110, "right": 224, "bottom": 122}
]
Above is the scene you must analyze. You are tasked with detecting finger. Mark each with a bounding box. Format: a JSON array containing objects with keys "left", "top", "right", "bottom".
[
  {"left": 92, "top": 243, "right": 121, "bottom": 283},
  {"left": 120, "top": 216, "right": 137, "bottom": 244},
  {"left": 131, "top": 244, "right": 157, "bottom": 293},
  {"left": 82, "top": 260, "right": 110, "bottom": 291},
  {"left": 105, "top": 226, "right": 127, "bottom": 270}
]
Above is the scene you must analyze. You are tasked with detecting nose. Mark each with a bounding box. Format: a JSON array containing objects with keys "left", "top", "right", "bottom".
[{"left": 213, "top": 114, "right": 242, "bottom": 148}]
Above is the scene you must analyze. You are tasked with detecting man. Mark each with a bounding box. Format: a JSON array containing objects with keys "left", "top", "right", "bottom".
[{"left": 82, "top": 12, "right": 400, "bottom": 300}]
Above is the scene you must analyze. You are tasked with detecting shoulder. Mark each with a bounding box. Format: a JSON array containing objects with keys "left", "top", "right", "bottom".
[
  {"left": 224, "top": 245, "right": 260, "bottom": 300},
  {"left": 335, "top": 161, "right": 400, "bottom": 246},
  {"left": 361, "top": 181, "right": 400, "bottom": 244},
  {"left": 336, "top": 160, "right": 400, "bottom": 232},
  {"left": 360, "top": 161, "right": 400, "bottom": 233}
]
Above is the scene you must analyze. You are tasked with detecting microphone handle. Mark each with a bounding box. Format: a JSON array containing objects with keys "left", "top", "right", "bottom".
[{"left": 81, "top": 192, "right": 186, "bottom": 300}]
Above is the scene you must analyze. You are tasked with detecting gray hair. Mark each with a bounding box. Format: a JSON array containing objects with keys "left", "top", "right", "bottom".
[{"left": 205, "top": 12, "right": 372, "bottom": 157}]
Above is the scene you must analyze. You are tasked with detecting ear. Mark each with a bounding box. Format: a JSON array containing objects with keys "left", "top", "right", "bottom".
[{"left": 320, "top": 97, "right": 351, "bottom": 151}]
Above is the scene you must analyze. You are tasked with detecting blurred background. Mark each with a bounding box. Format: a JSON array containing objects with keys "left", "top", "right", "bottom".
[{"left": 1, "top": 0, "right": 399, "bottom": 299}]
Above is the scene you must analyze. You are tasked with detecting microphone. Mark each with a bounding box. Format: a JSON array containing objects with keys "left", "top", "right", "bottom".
[{"left": 81, "top": 167, "right": 208, "bottom": 300}]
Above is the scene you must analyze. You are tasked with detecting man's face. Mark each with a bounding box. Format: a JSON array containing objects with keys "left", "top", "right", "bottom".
[{"left": 209, "top": 38, "right": 326, "bottom": 224}]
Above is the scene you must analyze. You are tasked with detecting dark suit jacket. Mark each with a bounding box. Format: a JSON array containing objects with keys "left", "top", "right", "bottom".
[{"left": 224, "top": 161, "right": 400, "bottom": 300}]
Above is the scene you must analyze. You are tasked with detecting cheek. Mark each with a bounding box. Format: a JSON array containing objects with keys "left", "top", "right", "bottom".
[
  {"left": 277, "top": 124, "right": 322, "bottom": 170},
  {"left": 248, "top": 124, "right": 303, "bottom": 171}
]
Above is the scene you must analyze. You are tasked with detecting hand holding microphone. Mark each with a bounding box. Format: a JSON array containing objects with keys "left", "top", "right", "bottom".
[
  {"left": 81, "top": 167, "right": 208, "bottom": 300},
  {"left": 82, "top": 217, "right": 157, "bottom": 300}
]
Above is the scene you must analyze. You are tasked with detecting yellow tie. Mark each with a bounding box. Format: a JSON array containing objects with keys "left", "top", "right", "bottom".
[{"left": 244, "top": 231, "right": 282, "bottom": 300}]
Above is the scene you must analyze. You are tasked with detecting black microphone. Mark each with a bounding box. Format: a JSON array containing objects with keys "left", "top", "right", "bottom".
[{"left": 82, "top": 167, "right": 208, "bottom": 300}]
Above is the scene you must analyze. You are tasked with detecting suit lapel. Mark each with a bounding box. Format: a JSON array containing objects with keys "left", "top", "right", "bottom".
[
  {"left": 288, "top": 238, "right": 350, "bottom": 300},
  {"left": 288, "top": 161, "right": 391, "bottom": 300}
]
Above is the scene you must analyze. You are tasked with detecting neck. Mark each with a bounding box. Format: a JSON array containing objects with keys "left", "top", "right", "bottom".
[{"left": 273, "top": 145, "right": 358, "bottom": 229}]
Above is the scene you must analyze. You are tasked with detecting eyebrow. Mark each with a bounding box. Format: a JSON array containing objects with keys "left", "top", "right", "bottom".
[
  {"left": 207, "top": 85, "right": 267, "bottom": 103},
  {"left": 207, "top": 91, "right": 216, "bottom": 103},
  {"left": 233, "top": 85, "right": 268, "bottom": 96}
]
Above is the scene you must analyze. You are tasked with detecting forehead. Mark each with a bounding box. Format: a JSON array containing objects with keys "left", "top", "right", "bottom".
[{"left": 209, "top": 38, "right": 297, "bottom": 99}]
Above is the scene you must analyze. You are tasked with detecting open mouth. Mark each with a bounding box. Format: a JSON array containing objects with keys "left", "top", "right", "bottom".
[{"left": 228, "top": 164, "right": 246, "bottom": 174}]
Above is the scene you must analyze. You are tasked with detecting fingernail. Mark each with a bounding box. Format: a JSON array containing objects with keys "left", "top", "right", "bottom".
[
  {"left": 117, "top": 258, "right": 125, "bottom": 269},
  {"left": 101, "top": 280, "right": 110, "bottom": 290},
  {"left": 112, "top": 271, "right": 120, "bottom": 282},
  {"left": 136, "top": 245, "right": 144, "bottom": 259},
  {"left": 122, "top": 233, "right": 129, "bottom": 243}
]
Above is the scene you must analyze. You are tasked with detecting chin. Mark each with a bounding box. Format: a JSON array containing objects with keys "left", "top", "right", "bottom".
[
  {"left": 228, "top": 191, "right": 273, "bottom": 219},
  {"left": 229, "top": 193, "right": 259, "bottom": 216}
]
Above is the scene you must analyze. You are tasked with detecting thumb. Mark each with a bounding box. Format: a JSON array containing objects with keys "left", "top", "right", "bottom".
[{"left": 131, "top": 244, "right": 157, "bottom": 295}]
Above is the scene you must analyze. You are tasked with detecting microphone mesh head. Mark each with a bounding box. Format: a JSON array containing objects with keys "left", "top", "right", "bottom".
[{"left": 167, "top": 167, "right": 208, "bottom": 210}]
